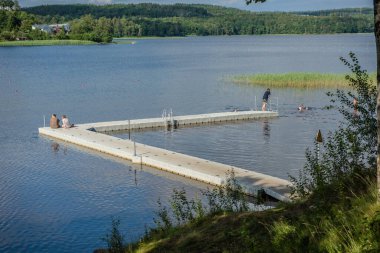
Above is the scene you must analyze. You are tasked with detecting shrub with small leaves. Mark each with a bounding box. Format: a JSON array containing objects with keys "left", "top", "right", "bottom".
[
  {"left": 102, "top": 218, "right": 126, "bottom": 253},
  {"left": 290, "top": 52, "right": 377, "bottom": 199}
]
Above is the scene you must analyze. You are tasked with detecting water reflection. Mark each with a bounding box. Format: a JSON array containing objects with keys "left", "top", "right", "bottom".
[
  {"left": 50, "top": 141, "right": 67, "bottom": 155},
  {"left": 262, "top": 120, "right": 270, "bottom": 143},
  {"left": 51, "top": 142, "right": 59, "bottom": 153}
]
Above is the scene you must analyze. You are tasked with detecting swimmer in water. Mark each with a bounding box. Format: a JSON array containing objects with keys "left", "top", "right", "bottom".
[{"left": 298, "top": 104, "right": 308, "bottom": 111}]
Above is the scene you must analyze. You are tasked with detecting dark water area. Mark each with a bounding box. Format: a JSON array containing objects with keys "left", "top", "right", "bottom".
[{"left": 0, "top": 34, "right": 375, "bottom": 252}]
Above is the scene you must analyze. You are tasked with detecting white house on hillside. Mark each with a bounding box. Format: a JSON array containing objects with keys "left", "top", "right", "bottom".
[{"left": 32, "top": 24, "right": 71, "bottom": 34}]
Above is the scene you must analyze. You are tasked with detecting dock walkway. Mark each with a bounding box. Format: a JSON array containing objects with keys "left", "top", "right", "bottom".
[{"left": 39, "top": 111, "right": 292, "bottom": 202}]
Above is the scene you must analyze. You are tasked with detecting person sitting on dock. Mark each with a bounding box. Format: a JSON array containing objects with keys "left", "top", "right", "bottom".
[
  {"left": 61, "top": 115, "right": 74, "bottom": 129},
  {"left": 49, "top": 114, "right": 60, "bottom": 129}
]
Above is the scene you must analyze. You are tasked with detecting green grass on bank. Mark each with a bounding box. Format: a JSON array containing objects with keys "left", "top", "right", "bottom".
[
  {"left": 232, "top": 72, "right": 377, "bottom": 88},
  {"left": 0, "top": 40, "right": 98, "bottom": 47},
  {"left": 128, "top": 182, "right": 380, "bottom": 253}
]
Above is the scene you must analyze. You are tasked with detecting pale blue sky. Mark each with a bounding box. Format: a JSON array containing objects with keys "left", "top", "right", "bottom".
[{"left": 20, "top": 0, "right": 373, "bottom": 11}]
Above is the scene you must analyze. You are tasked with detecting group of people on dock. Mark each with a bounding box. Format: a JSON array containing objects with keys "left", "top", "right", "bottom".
[{"left": 50, "top": 114, "right": 74, "bottom": 129}]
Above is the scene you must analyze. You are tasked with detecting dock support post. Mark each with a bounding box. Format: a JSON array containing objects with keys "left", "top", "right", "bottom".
[
  {"left": 276, "top": 97, "right": 279, "bottom": 112},
  {"left": 43, "top": 115, "right": 46, "bottom": 127},
  {"left": 269, "top": 99, "right": 272, "bottom": 111},
  {"left": 133, "top": 141, "right": 136, "bottom": 156},
  {"left": 128, "top": 120, "right": 131, "bottom": 140}
]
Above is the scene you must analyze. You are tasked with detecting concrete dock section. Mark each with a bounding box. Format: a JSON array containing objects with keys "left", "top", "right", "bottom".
[
  {"left": 79, "top": 111, "right": 278, "bottom": 132},
  {"left": 39, "top": 111, "right": 292, "bottom": 202}
]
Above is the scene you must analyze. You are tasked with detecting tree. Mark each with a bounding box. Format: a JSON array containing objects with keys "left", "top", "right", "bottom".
[
  {"left": 290, "top": 53, "right": 376, "bottom": 199},
  {"left": 94, "top": 17, "right": 113, "bottom": 43},
  {"left": 246, "top": 0, "right": 380, "bottom": 202},
  {"left": 375, "top": 0, "right": 380, "bottom": 204},
  {"left": 0, "top": 0, "right": 19, "bottom": 11}
]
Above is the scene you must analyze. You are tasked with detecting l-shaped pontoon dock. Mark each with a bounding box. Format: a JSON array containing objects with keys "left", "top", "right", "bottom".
[{"left": 39, "top": 111, "right": 292, "bottom": 202}]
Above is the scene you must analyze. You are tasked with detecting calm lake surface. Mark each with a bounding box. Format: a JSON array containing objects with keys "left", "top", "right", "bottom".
[{"left": 0, "top": 34, "right": 375, "bottom": 252}]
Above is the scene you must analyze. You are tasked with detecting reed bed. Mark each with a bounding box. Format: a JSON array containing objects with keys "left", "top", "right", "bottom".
[
  {"left": 232, "top": 72, "right": 376, "bottom": 88},
  {"left": 0, "top": 40, "right": 97, "bottom": 47}
]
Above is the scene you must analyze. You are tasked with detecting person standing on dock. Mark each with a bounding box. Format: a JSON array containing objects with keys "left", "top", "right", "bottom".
[
  {"left": 49, "top": 114, "right": 60, "bottom": 128},
  {"left": 262, "top": 88, "right": 271, "bottom": 111}
]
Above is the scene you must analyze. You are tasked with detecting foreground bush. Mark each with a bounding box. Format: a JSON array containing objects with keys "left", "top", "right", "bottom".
[{"left": 290, "top": 52, "right": 377, "bottom": 201}]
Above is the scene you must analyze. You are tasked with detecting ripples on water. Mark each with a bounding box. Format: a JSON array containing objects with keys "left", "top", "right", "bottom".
[
  {"left": 0, "top": 34, "right": 375, "bottom": 252},
  {"left": 112, "top": 102, "right": 337, "bottom": 180}
]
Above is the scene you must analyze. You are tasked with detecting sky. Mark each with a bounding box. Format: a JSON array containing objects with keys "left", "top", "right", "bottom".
[{"left": 19, "top": 0, "right": 373, "bottom": 12}]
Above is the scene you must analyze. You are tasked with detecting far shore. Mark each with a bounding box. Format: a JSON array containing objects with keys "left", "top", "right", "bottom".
[{"left": 0, "top": 40, "right": 98, "bottom": 47}]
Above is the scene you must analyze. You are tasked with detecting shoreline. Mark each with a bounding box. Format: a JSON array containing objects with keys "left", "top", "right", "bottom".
[
  {"left": 0, "top": 39, "right": 98, "bottom": 47},
  {"left": 0, "top": 33, "right": 372, "bottom": 47}
]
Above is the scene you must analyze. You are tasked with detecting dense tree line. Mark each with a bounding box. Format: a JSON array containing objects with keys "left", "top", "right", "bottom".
[
  {"left": 296, "top": 8, "right": 373, "bottom": 16},
  {"left": 0, "top": 3, "right": 374, "bottom": 42},
  {"left": 0, "top": 0, "right": 19, "bottom": 10},
  {"left": 26, "top": 4, "right": 374, "bottom": 37},
  {"left": 0, "top": 4, "right": 49, "bottom": 41},
  {"left": 23, "top": 3, "right": 211, "bottom": 19}
]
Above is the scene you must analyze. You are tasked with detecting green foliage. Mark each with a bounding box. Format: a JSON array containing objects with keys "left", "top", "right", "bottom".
[
  {"left": 232, "top": 72, "right": 377, "bottom": 88},
  {"left": 337, "top": 52, "right": 377, "bottom": 167},
  {"left": 368, "top": 209, "right": 380, "bottom": 250},
  {"left": 0, "top": 0, "right": 19, "bottom": 11},
  {"left": 22, "top": 4, "right": 374, "bottom": 37},
  {"left": 271, "top": 220, "right": 296, "bottom": 248},
  {"left": 102, "top": 218, "right": 126, "bottom": 253},
  {"left": 203, "top": 170, "right": 249, "bottom": 214},
  {"left": 69, "top": 15, "right": 113, "bottom": 43},
  {"left": 152, "top": 170, "right": 248, "bottom": 231},
  {"left": 296, "top": 8, "right": 374, "bottom": 16},
  {"left": 23, "top": 3, "right": 210, "bottom": 20},
  {"left": 129, "top": 183, "right": 380, "bottom": 253},
  {"left": 0, "top": 9, "right": 43, "bottom": 41},
  {"left": 170, "top": 188, "right": 196, "bottom": 224},
  {"left": 289, "top": 52, "right": 377, "bottom": 200},
  {"left": 0, "top": 4, "right": 373, "bottom": 42},
  {"left": 153, "top": 199, "right": 172, "bottom": 231}
]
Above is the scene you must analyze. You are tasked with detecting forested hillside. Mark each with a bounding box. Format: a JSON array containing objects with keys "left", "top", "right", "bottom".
[
  {"left": 23, "top": 4, "right": 373, "bottom": 39},
  {"left": 1, "top": 3, "right": 373, "bottom": 43},
  {"left": 296, "top": 8, "right": 373, "bottom": 16},
  {"left": 22, "top": 3, "right": 211, "bottom": 19}
]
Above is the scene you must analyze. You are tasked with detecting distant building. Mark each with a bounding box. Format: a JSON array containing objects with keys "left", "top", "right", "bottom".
[{"left": 32, "top": 24, "right": 71, "bottom": 34}]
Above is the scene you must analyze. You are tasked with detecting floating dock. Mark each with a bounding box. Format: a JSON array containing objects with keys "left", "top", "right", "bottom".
[{"left": 39, "top": 111, "right": 292, "bottom": 202}]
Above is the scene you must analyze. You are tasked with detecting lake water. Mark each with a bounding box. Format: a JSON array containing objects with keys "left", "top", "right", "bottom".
[{"left": 0, "top": 34, "right": 376, "bottom": 252}]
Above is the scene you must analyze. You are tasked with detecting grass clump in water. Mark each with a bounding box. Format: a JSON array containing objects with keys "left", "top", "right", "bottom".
[
  {"left": 232, "top": 72, "right": 376, "bottom": 88},
  {"left": 0, "top": 40, "right": 97, "bottom": 46}
]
